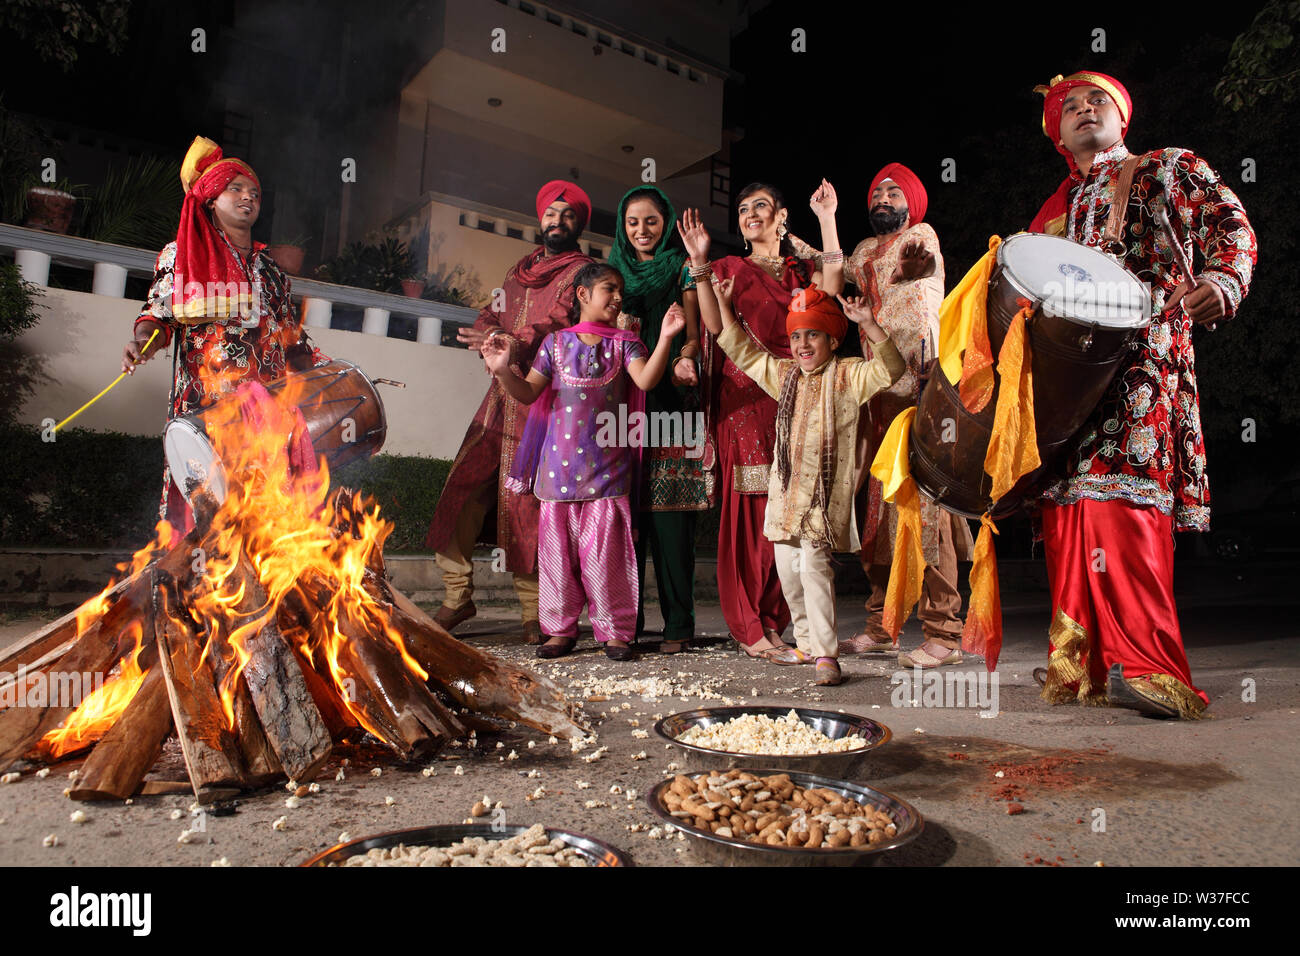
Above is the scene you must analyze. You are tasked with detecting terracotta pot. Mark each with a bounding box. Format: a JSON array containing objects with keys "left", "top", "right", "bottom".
[
  {"left": 265, "top": 244, "right": 306, "bottom": 275},
  {"left": 400, "top": 278, "right": 425, "bottom": 298},
  {"left": 25, "top": 188, "right": 76, "bottom": 234}
]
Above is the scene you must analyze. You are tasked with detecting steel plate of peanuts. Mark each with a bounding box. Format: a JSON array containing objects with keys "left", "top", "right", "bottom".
[
  {"left": 646, "top": 769, "right": 923, "bottom": 867},
  {"left": 655, "top": 706, "right": 891, "bottom": 776},
  {"left": 299, "top": 824, "right": 634, "bottom": 867}
]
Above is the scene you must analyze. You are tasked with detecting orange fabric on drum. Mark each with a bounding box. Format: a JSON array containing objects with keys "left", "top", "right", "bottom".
[
  {"left": 961, "top": 513, "right": 1002, "bottom": 670},
  {"left": 983, "top": 304, "right": 1041, "bottom": 502}
]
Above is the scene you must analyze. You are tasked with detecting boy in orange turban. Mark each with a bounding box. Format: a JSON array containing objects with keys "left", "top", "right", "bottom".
[{"left": 713, "top": 282, "right": 905, "bottom": 685}]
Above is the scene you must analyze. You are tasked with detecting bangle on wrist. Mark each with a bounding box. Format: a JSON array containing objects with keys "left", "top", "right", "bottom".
[
  {"left": 688, "top": 262, "right": 713, "bottom": 280},
  {"left": 820, "top": 249, "right": 844, "bottom": 264}
]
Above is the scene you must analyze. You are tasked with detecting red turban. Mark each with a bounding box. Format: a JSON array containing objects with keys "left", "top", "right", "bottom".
[
  {"left": 869, "top": 163, "right": 927, "bottom": 226},
  {"left": 172, "top": 136, "right": 262, "bottom": 323},
  {"left": 1035, "top": 71, "right": 1132, "bottom": 158},
  {"left": 786, "top": 286, "right": 847, "bottom": 341},
  {"left": 535, "top": 179, "right": 592, "bottom": 230}
]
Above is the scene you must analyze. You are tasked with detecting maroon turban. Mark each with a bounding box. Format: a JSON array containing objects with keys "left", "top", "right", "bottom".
[
  {"left": 786, "top": 286, "right": 848, "bottom": 341},
  {"left": 869, "top": 163, "right": 927, "bottom": 226},
  {"left": 535, "top": 180, "right": 592, "bottom": 230}
]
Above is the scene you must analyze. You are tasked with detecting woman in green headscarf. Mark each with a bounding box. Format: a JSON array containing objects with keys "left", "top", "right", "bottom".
[{"left": 609, "top": 185, "right": 714, "bottom": 654}]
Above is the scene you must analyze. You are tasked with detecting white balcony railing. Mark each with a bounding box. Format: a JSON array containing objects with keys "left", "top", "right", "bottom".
[{"left": 0, "top": 223, "right": 480, "bottom": 347}]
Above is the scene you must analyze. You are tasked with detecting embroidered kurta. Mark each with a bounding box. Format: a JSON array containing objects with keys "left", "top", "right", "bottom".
[
  {"left": 424, "top": 248, "right": 590, "bottom": 572},
  {"left": 1029, "top": 142, "right": 1256, "bottom": 531},
  {"left": 717, "top": 323, "right": 905, "bottom": 551},
  {"left": 846, "top": 225, "right": 972, "bottom": 566},
  {"left": 136, "top": 238, "right": 327, "bottom": 527},
  {"left": 530, "top": 329, "right": 649, "bottom": 501}
]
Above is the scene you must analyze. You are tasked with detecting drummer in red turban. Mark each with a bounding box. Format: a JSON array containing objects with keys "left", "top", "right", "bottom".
[
  {"left": 121, "top": 135, "right": 326, "bottom": 536},
  {"left": 1022, "top": 71, "right": 1257, "bottom": 718}
]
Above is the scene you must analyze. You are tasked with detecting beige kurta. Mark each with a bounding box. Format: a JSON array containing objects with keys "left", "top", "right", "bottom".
[
  {"left": 846, "top": 224, "right": 973, "bottom": 565},
  {"left": 717, "top": 323, "right": 905, "bottom": 552}
]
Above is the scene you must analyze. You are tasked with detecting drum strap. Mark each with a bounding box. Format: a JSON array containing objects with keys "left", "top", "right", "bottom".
[{"left": 1099, "top": 154, "right": 1148, "bottom": 254}]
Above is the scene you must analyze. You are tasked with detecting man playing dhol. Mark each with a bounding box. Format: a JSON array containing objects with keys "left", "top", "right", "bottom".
[
  {"left": 833, "top": 164, "right": 973, "bottom": 668},
  {"left": 425, "top": 181, "right": 593, "bottom": 643},
  {"left": 1028, "top": 72, "right": 1256, "bottom": 718}
]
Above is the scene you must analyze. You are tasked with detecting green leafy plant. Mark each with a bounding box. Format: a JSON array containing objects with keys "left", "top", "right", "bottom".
[
  {"left": 0, "top": 96, "right": 52, "bottom": 224},
  {"left": 316, "top": 233, "right": 416, "bottom": 294},
  {"left": 0, "top": 260, "right": 44, "bottom": 339},
  {"left": 78, "top": 155, "right": 182, "bottom": 249}
]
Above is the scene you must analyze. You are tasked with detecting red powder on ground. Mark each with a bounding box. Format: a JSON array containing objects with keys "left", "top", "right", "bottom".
[
  {"left": 947, "top": 752, "right": 969, "bottom": 760},
  {"left": 1006, "top": 802, "right": 1025, "bottom": 815}
]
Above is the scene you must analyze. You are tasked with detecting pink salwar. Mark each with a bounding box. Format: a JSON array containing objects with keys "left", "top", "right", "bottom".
[{"left": 538, "top": 496, "right": 637, "bottom": 643}]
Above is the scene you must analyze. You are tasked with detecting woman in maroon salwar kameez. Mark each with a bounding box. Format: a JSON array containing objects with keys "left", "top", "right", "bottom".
[{"left": 679, "top": 182, "right": 844, "bottom": 659}]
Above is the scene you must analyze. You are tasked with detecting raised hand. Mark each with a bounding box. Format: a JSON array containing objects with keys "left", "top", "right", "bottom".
[
  {"left": 809, "top": 178, "right": 838, "bottom": 219},
  {"left": 715, "top": 275, "right": 736, "bottom": 308},
  {"left": 836, "top": 293, "right": 875, "bottom": 326},
  {"left": 457, "top": 326, "right": 490, "bottom": 352},
  {"left": 672, "top": 358, "right": 699, "bottom": 387},
  {"left": 480, "top": 335, "right": 512, "bottom": 375},
  {"left": 660, "top": 303, "right": 687, "bottom": 341},
  {"left": 677, "top": 208, "right": 711, "bottom": 263},
  {"left": 890, "top": 239, "right": 936, "bottom": 283}
]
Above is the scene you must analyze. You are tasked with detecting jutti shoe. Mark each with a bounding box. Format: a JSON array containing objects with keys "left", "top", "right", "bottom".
[
  {"left": 814, "top": 658, "right": 843, "bottom": 686},
  {"left": 1106, "top": 663, "right": 1179, "bottom": 719},
  {"left": 604, "top": 640, "right": 637, "bottom": 661},
  {"left": 535, "top": 636, "right": 577, "bottom": 659},
  {"left": 434, "top": 601, "right": 476, "bottom": 633},
  {"left": 769, "top": 647, "right": 814, "bottom": 666},
  {"left": 898, "top": 641, "right": 963, "bottom": 669},
  {"left": 838, "top": 631, "right": 895, "bottom": 656}
]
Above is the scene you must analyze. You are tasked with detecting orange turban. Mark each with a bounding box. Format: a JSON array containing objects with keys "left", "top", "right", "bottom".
[
  {"left": 1035, "top": 71, "right": 1132, "bottom": 158},
  {"left": 786, "top": 286, "right": 847, "bottom": 341}
]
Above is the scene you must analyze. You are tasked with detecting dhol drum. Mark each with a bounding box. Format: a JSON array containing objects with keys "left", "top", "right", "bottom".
[
  {"left": 910, "top": 233, "right": 1151, "bottom": 519},
  {"left": 164, "top": 359, "right": 387, "bottom": 504}
]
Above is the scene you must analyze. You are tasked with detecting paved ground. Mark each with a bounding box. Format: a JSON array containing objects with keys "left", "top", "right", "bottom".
[{"left": 0, "top": 578, "right": 1297, "bottom": 867}]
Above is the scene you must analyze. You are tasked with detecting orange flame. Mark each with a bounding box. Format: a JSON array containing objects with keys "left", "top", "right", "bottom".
[{"left": 40, "top": 621, "right": 148, "bottom": 758}]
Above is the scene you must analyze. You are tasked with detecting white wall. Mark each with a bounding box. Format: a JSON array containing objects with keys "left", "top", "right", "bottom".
[{"left": 11, "top": 287, "right": 491, "bottom": 460}]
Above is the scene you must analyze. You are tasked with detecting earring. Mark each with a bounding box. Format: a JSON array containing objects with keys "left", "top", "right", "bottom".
[{"left": 778, "top": 222, "right": 788, "bottom": 239}]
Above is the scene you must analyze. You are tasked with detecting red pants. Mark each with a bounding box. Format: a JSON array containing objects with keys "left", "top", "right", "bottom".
[
  {"left": 1041, "top": 498, "right": 1207, "bottom": 709},
  {"left": 716, "top": 470, "right": 789, "bottom": 646}
]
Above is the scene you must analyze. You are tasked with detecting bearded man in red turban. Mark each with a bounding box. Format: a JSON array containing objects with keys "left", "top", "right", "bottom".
[
  {"left": 1025, "top": 72, "right": 1256, "bottom": 718},
  {"left": 425, "top": 180, "right": 593, "bottom": 642},
  {"left": 829, "top": 162, "right": 974, "bottom": 668},
  {"left": 121, "top": 136, "right": 326, "bottom": 535}
]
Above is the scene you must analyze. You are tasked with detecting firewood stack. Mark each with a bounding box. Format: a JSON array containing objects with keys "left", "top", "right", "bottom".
[{"left": 0, "top": 479, "right": 586, "bottom": 804}]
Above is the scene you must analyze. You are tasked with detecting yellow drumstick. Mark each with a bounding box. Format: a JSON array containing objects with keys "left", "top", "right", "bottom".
[{"left": 54, "top": 328, "right": 161, "bottom": 434}]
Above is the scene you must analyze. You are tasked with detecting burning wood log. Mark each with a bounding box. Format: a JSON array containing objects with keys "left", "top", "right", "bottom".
[
  {"left": 69, "top": 666, "right": 171, "bottom": 801},
  {"left": 154, "top": 574, "right": 246, "bottom": 803}
]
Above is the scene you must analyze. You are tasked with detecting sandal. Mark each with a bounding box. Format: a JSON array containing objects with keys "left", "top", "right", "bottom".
[
  {"left": 814, "top": 657, "right": 843, "bottom": 686},
  {"left": 535, "top": 636, "right": 577, "bottom": 659}
]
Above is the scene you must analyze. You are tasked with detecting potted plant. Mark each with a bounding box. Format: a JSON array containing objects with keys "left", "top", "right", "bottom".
[
  {"left": 24, "top": 176, "right": 84, "bottom": 234},
  {"left": 78, "top": 155, "right": 181, "bottom": 249},
  {"left": 401, "top": 270, "right": 425, "bottom": 298},
  {"left": 265, "top": 235, "right": 310, "bottom": 276},
  {"left": 372, "top": 234, "right": 416, "bottom": 295}
]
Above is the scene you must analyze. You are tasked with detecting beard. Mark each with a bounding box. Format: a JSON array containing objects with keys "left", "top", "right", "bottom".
[
  {"left": 542, "top": 223, "right": 580, "bottom": 253},
  {"left": 869, "top": 205, "right": 908, "bottom": 236}
]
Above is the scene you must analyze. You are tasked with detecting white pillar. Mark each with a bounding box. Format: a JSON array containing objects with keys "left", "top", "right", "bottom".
[
  {"left": 522, "top": 226, "right": 536, "bottom": 243},
  {"left": 302, "top": 297, "right": 333, "bottom": 329},
  {"left": 416, "top": 315, "right": 443, "bottom": 345},
  {"left": 13, "top": 249, "right": 50, "bottom": 286},
  {"left": 91, "top": 262, "right": 128, "bottom": 297},
  {"left": 462, "top": 211, "right": 479, "bottom": 229},
  {"left": 493, "top": 218, "right": 507, "bottom": 236},
  {"left": 362, "top": 307, "right": 390, "bottom": 336}
]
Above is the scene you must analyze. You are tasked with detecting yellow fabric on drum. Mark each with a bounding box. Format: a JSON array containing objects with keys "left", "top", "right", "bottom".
[
  {"left": 960, "top": 513, "right": 1002, "bottom": 670},
  {"left": 938, "top": 236, "right": 1000, "bottom": 414},
  {"left": 869, "top": 408, "right": 923, "bottom": 638},
  {"left": 983, "top": 306, "right": 1041, "bottom": 502}
]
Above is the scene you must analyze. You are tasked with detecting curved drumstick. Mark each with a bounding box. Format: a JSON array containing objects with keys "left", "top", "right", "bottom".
[
  {"left": 1153, "top": 197, "right": 1214, "bottom": 331},
  {"left": 55, "top": 329, "right": 160, "bottom": 433}
]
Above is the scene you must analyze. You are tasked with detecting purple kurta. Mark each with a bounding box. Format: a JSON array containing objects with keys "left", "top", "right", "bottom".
[{"left": 530, "top": 329, "right": 648, "bottom": 501}]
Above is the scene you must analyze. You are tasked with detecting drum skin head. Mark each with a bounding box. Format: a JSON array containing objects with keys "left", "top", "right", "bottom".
[
  {"left": 163, "top": 419, "right": 227, "bottom": 505},
  {"left": 999, "top": 233, "right": 1151, "bottom": 328}
]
